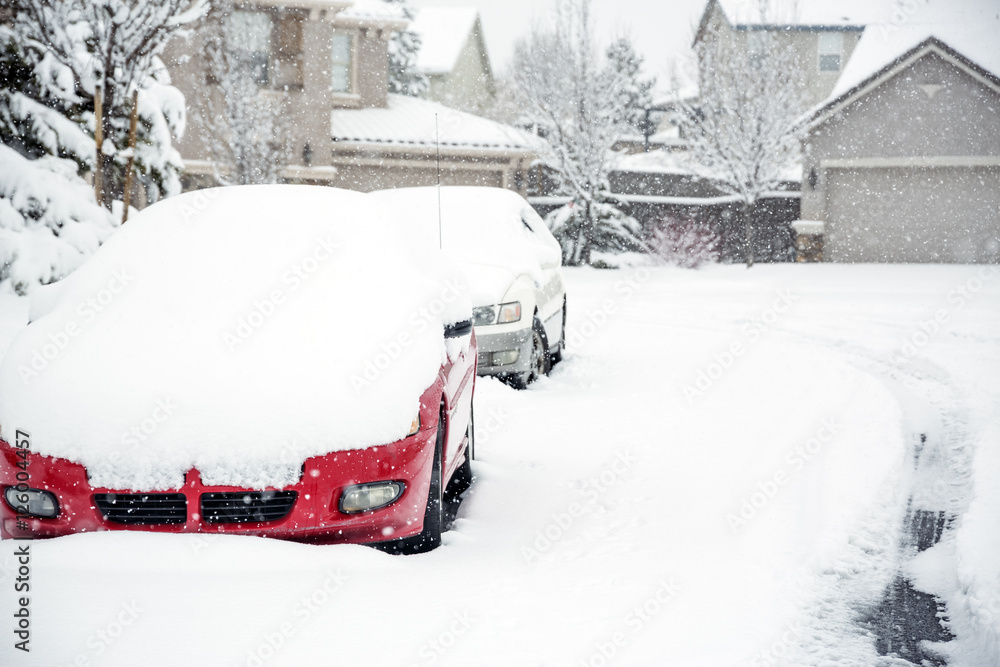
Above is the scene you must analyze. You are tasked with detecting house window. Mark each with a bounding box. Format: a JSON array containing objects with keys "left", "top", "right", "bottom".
[
  {"left": 818, "top": 32, "right": 843, "bottom": 72},
  {"left": 331, "top": 32, "right": 353, "bottom": 93},
  {"left": 229, "top": 10, "right": 273, "bottom": 85}
]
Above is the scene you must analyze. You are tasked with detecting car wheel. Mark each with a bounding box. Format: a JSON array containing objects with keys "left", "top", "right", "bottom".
[
  {"left": 448, "top": 406, "right": 474, "bottom": 496},
  {"left": 508, "top": 318, "right": 549, "bottom": 389},
  {"left": 375, "top": 408, "right": 445, "bottom": 555},
  {"left": 550, "top": 298, "right": 566, "bottom": 365}
]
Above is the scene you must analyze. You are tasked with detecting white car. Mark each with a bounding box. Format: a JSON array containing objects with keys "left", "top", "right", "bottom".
[{"left": 372, "top": 186, "right": 566, "bottom": 388}]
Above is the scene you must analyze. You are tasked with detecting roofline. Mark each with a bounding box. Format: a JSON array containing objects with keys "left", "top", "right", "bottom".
[
  {"left": 799, "top": 36, "right": 1000, "bottom": 132},
  {"left": 734, "top": 23, "right": 865, "bottom": 32},
  {"left": 329, "top": 139, "right": 534, "bottom": 159},
  {"left": 692, "top": 0, "right": 723, "bottom": 47},
  {"left": 693, "top": 0, "right": 866, "bottom": 46}
]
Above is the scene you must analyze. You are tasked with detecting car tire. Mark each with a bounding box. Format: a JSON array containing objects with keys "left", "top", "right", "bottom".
[
  {"left": 448, "top": 406, "right": 474, "bottom": 496},
  {"left": 508, "top": 318, "right": 549, "bottom": 389},
  {"left": 375, "top": 408, "right": 445, "bottom": 555},
  {"left": 550, "top": 298, "right": 566, "bottom": 365}
]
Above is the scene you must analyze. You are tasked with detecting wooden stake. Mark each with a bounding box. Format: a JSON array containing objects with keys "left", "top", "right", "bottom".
[
  {"left": 122, "top": 89, "right": 139, "bottom": 224},
  {"left": 94, "top": 87, "right": 103, "bottom": 206}
]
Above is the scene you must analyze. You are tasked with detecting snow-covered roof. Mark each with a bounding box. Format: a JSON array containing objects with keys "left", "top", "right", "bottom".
[
  {"left": 612, "top": 150, "right": 693, "bottom": 176},
  {"left": 714, "top": 0, "right": 893, "bottom": 29},
  {"left": 330, "top": 94, "right": 534, "bottom": 152},
  {"left": 336, "top": 0, "right": 408, "bottom": 25},
  {"left": 804, "top": 0, "right": 1000, "bottom": 124},
  {"left": 409, "top": 7, "right": 480, "bottom": 75}
]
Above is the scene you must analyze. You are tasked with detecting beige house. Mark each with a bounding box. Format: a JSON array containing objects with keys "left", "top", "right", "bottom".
[
  {"left": 799, "top": 28, "right": 1000, "bottom": 264},
  {"left": 408, "top": 7, "right": 495, "bottom": 114},
  {"left": 162, "top": 0, "right": 532, "bottom": 193},
  {"left": 692, "top": 0, "right": 874, "bottom": 108}
]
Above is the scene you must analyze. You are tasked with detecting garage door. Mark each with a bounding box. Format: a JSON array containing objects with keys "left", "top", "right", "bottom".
[{"left": 825, "top": 166, "right": 1000, "bottom": 263}]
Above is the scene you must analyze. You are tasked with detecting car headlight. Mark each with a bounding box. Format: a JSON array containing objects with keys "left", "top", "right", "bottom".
[
  {"left": 4, "top": 486, "right": 59, "bottom": 518},
  {"left": 472, "top": 306, "right": 496, "bottom": 326},
  {"left": 497, "top": 301, "right": 521, "bottom": 324},
  {"left": 339, "top": 481, "right": 405, "bottom": 514},
  {"left": 407, "top": 414, "right": 421, "bottom": 437}
]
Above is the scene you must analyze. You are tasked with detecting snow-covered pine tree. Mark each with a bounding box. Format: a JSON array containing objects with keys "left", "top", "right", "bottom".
[
  {"left": 512, "top": 0, "right": 643, "bottom": 266},
  {"left": 0, "top": 22, "right": 115, "bottom": 295},
  {"left": 606, "top": 37, "right": 655, "bottom": 137},
  {"left": 545, "top": 190, "right": 645, "bottom": 267},
  {"left": 14, "top": 0, "right": 207, "bottom": 209},
  {"left": 1, "top": 1, "right": 201, "bottom": 294},
  {"left": 382, "top": 0, "right": 428, "bottom": 97}
]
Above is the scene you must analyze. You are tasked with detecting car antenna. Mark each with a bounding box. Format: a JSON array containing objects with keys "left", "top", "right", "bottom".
[{"left": 436, "top": 113, "right": 442, "bottom": 250}]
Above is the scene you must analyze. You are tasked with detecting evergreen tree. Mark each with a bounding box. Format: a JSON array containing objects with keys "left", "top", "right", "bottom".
[
  {"left": 382, "top": 0, "right": 428, "bottom": 96},
  {"left": 606, "top": 37, "right": 655, "bottom": 136}
]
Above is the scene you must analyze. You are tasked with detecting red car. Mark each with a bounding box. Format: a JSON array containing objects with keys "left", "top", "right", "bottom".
[{"left": 0, "top": 186, "right": 476, "bottom": 554}]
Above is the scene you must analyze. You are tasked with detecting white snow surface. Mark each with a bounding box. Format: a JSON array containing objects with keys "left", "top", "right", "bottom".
[
  {"left": 0, "top": 185, "right": 471, "bottom": 491},
  {"left": 821, "top": 0, "right": 1000, "bottom": 108},
  {"left": 409, "top": 7, "right": 480, "bottom": 75},
  {"left": 0, "top": 264, "right": 998, "bottom": 666},
  {"left": 370, "top": 186, "right": 561, "bottom": 303},
  {"left": 330, "top": 94, "right": 534, "bottom": 150}
]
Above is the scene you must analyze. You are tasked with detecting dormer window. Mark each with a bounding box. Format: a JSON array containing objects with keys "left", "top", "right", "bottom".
[
  {"left": 818, "top": 32, "right": 843, "bottom": 72},
  {"left": 331, "top": 32, "right": 353, "bottom": 93},
  {"left": 229, "top": 10, "right": 273, "bottom": 86}
]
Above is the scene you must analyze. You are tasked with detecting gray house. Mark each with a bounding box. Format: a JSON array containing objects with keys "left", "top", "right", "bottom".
[{"left": 799, "top": 28, "right": 1000, "bottom": 263}]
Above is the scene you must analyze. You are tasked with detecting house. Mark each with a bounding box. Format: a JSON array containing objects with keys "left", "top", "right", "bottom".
[
  {"left": 408, "top": 7, "right": 495, "bottom": 114},
  {"left": 798, "top": 5, "right": 1000, "bottom": 263},
  {"left": 692, "top": 0, "right": 887, "bottom": 108},
  {"left": 162, "top": 0, "right": 532, "bottom": 194}
]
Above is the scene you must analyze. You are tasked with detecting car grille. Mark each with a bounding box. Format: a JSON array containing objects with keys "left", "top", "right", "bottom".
[
  {"left": 94, "top": 493, "right": 187, "bottom": 525},
  {"left": 200, "top": 491, "right": 297, "bottom": 524}
]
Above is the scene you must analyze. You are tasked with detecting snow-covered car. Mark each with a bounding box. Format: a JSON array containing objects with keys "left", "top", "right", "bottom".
[
  {"left": 371, "top": 186, "right": 566, "bottom": 388},
  {"left": 0, "top": 185, "right": 476, "bottom": 554}
]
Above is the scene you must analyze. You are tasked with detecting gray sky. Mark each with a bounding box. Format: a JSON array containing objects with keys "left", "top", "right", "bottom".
[{"left": 409, "top": 0, "right": 709, "bottom": 92}]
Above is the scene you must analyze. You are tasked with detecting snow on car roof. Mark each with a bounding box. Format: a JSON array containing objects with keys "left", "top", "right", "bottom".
[
  {"left": 0, "top": 185, "right": 471, "bottom": 491},
  {"left": 408, "top": 7, "right": 481, "bottom": 75},
  {"left": 370, "top": 186, "right": 562, "bottom": 288}
]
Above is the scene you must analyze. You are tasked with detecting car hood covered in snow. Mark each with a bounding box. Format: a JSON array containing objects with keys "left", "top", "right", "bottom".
[
  {"left": 0, "top": 185, "right": 471, "bottom": 491},
  {"left": 370, "top": 186, "right": 562, "bottom": 302}
]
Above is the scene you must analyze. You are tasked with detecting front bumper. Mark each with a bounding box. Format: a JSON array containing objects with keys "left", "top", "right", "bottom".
[
  {"left": 0, "top": 432, "right": 436, "bottom": 544},
  {"left": 474, "top": 325, "right": 533, "bottom": 376}
]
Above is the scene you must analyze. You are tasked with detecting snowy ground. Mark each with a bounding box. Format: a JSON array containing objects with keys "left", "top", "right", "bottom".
[{"left": 1, "top": 264, "right": 998, "bottom": 667}]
